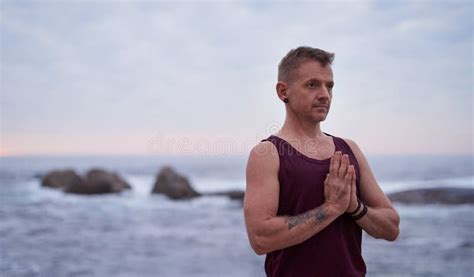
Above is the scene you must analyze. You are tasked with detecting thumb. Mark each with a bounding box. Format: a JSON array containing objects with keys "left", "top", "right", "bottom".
[
  {"left": 351, "top": 170, "right": 356, "bottom": 194},
  {"left": 324, "top": 173, "right": 330, "bottom": 184}
]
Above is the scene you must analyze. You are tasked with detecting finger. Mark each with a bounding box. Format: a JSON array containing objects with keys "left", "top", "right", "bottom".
[
  {"left": 351, "top": 166, "right": 356, "bottom": 193},
  {"left": 344, "top": 164, "right": 353, "bottom": 184},
  {"left": 329, "top": 152, "right": 338, "bottom": 176},
  {"left": 331, "top": 151, "right": 341, "bottom": 176},
  {"left": 338, "top": 154, "right": 349, "bottom": 178},
  {"left": 324, "top": 173, "right": 330, "bottom": 184}
]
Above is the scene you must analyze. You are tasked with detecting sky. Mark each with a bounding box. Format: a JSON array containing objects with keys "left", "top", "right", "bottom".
[{"left": 0, "top": 0, "right": 472, "bottom": 156}]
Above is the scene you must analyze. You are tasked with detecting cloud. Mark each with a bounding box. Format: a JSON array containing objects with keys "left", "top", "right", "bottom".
[{"left": 1, "top": 1, "right": 472, "bottom": 155}]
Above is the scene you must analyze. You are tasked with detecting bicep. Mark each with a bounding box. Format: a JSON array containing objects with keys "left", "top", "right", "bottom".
[
  {"left": 346, "top": 139, "right": 394, "bottom": 209},
  {"left": 244, "top": 142, "right": 280, "bottom": 229}
]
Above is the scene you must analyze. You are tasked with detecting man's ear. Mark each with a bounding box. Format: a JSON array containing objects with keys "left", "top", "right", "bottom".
[{"left": 276, "top": 82, "right": 288, "bottom": 101}]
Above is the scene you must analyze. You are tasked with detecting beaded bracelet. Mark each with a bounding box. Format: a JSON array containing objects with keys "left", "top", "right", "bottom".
[{"left": 352, "top": 203, "right": 368, "bottom": 221}]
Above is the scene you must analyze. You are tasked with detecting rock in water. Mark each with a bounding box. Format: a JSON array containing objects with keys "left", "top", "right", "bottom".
[
  {"left": 151, "top": 166, "right": 200, "bottom": 199},
  {"left": 64, "top": 168, "right": 131, "bottom": 194},
  {"left": 41, "top": 169, "right": 84, "bottom": 189},
  {"left": 86, "top": 169, "right": 131, "bottom": 192},
  {"left": 205, "top": 190, "right": 245, "bottom": 201},
  {"left": 225, "top": 190, "right": 245, "bottom": 201},
  {"left": 41, "top": 168, "right": 131, "bottom": 195},
  {"left": 387, "top": 187, "right": 474, "bottom": 205}
]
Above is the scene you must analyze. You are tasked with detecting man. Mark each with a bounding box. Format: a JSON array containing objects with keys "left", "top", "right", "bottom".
[{"left": 244, "top": 46, "right": 400, "bottom": 276}]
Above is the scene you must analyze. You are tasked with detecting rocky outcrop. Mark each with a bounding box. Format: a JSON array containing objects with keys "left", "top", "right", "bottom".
[
  {"left": 41, "top": 168, "right": 131, "bottom": 195},
  {"left": 41, "top": 169, "right": 84, "bottom": 189},
  {"left": 205, "top": 190, "right": 245, "bottom": 201},
  {"left": 223, "top": 190, "right": 245, "bottom": 201},
  {"left": 151, "top": 166, "right": 200, "bottom": 200},
  {"left": 64, "top": 168, "right": 131, "bottom": 195},
  {"left": 387, "top": 187, "right": 474, "bottom": 205}
]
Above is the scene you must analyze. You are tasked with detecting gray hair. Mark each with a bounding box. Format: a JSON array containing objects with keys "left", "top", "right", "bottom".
[{"left": 278, "top": 46, "right": 335, "bottom": 82}]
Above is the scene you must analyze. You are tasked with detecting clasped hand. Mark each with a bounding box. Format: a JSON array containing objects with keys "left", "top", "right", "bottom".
[{"left": 324, "top": 151, "right": 358, "bottom": 215}]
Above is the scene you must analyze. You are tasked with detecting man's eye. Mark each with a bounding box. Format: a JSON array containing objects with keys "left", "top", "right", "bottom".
[{"left": 308, "top": 83, "right": 317, "bottom": 88}]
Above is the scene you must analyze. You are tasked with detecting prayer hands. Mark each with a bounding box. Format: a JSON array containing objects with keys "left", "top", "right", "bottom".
[{"left": 324, "top": 151, "right": 356, "bottom": 215}]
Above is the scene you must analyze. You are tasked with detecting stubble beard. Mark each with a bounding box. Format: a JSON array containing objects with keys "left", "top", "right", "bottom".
[{"left": 311, "top": 106, "right": 330, "bottom": 124}]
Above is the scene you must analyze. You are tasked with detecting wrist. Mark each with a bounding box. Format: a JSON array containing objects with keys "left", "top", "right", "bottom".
[
  {"left": 351, "top": 201, "right": 368, "bottom": 220},
  {"left": 323, "top": 201, "right": 345, "bottom": 217},
  {"left": 346, "top": 199, "right": 362, "bottom": 215}
]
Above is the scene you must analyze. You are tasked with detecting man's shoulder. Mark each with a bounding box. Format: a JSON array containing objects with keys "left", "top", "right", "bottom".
[
  {"left": 247, "top": 139, "right": 280, "bottom": 175},
  {"left": 333, "top": 135, "right": 365, "bottom": 160},
  {"left": 326, "top": 132, "right": 357, "bottom": 148},
  {"left": 252, "top": 140, "right": 276, "bottom": 154},
  {"left": 328, "top": 133, "right": 361, "bottom": 155},
  {"left": 248, "top": 139, "right": 279, "bottom": 161},
  {"left": 340, "top": 137, "right": 357, "bottom": 148}
]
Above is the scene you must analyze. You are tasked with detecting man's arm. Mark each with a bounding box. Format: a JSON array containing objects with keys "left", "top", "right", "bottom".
[
  {"left": 244, "top": 141, "right": 354, "bottom": 255},
  {"left": 344, "top": 138, "right": 400, "bottom": 241}
]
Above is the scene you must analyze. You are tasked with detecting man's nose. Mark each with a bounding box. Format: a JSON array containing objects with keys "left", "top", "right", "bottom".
[{"left": 318, "top": 86, "right": 330, "bottom": 99}]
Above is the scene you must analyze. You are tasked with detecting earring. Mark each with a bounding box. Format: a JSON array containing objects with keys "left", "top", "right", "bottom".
[{"left": 283, "top": 98, "right": 289, "bottom": 103}]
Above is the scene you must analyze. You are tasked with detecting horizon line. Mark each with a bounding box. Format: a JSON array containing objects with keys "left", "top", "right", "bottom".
[{"left": 2, "top": 152, "right": 473, "bottom": 158}]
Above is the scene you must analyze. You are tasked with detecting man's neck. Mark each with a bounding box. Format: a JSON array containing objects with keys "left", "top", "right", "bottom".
[{"left": 278, "top": 113, "right": 325, "bottom": 141}]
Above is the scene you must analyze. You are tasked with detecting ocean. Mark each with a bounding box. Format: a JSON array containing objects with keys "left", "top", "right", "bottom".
[{"left": 0, "top": 154, "right": 473, "bottom": 277}]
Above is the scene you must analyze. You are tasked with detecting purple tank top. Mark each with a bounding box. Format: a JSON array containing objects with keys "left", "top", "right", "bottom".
[{"left": 261, "top": 133, "right": 366, "bottom": 277}]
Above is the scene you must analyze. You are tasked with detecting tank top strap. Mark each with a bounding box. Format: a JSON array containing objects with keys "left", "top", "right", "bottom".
[
  {"left": 324, "top": 132, "right": 356, "bottom": 158},
  {"left": 260, "top": 135, "right": 288, "bottom": 157}
]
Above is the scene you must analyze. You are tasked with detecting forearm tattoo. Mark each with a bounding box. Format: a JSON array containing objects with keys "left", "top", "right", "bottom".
[{"left": 284, "top": 206, "right": 328, "bottom": 230}]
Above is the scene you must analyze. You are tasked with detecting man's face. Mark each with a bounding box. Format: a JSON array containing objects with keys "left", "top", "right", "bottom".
[{"left": 285, "top": 61, "right": 334, "bottom": 123}]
